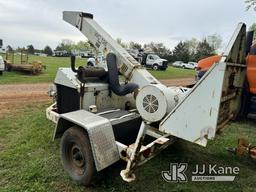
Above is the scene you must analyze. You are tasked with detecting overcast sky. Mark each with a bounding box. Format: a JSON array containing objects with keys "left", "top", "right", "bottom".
[{"left": 0, "top": 0, "right": 255, "bottom": 50}]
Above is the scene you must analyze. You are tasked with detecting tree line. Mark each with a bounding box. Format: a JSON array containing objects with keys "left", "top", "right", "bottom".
[
  {"left": 5, "top": 39, "right": 94, "bottom": 57},
  {"left": 5, "top": 21, "right": 255, "bottom": 62},
  {"left": 116, "top": 34, "right": 222, "bottom": 63},
  {"left": 6, "top": 45, "right": 53, "bottom": 56},
  {"left": 0, "top": 35, "right": 228, "bottom": 63}
]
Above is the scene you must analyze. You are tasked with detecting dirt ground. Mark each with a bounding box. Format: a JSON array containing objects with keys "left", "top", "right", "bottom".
[
  {"left": 0, "top": 78, "right": 194, "bottom": 116},
  {"left": 0, "top": 83, "right": 50, "bottom": 116},
  {"left": 159, "top": 77, "right": 195, "bottom": 87}
]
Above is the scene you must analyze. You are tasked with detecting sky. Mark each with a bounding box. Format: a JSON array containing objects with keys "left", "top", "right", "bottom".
[{"left": 0, "top": 0, "right": 255, "bottom": 50}]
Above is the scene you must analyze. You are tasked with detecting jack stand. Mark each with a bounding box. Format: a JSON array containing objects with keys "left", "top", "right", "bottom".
[{"left": 120, "top": 121, "right": 147, "bottom": 182}]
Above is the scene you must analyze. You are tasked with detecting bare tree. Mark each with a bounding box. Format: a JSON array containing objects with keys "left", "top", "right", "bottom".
[
  {"left": 206, "top": 34, "right": 223, "bottom": 51},
  {"left": 116, "top": 38, "right": 128, "bottom": 48},
  {"left": 245, "top": 0, "right": 256, "bottom": 11}
]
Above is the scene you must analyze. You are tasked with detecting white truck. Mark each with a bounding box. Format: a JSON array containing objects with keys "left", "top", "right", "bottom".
[
  {"left": 140, "top": 53, "right": 168, "bottom": 70},
  {"left": 172, "top": 61, "right": 197, "bottom": 69},
  {"left": 0, "top": 55, "right": 5, "bottom": 75},
  {"left": 181, "top": 61, "right": 197, "bottom": 69},
  {"left": 46, "top": 11, "right": 247, "bottom": 185}
]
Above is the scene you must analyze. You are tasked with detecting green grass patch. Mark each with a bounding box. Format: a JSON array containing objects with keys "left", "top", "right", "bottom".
[
  {"left": 149, "top": 66, "right": 195, "bottom": 79},
  {"left": 0, "top": 103, "right": 256, "bottom": 191},
  {"left": 0, "top": 54, "right": 195, "bottom": 84},
  {"left": 0, "top": 54, "right": 86, "bottom": 84}
]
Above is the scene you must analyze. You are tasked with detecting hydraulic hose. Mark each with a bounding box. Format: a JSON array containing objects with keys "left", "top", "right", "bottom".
[{"left": 106, "top": 53, "right": 139, "bottom": 96}]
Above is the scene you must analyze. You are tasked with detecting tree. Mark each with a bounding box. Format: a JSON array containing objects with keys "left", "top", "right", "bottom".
[
  {"left": 43, "top": 45, "right": 53, "bottom": 56},
  {"left": 16, "top": 46, "right": 26, "bottom": 52},
  {"left": 143, "top": 42, "right": 170, "bottom": 57},
  {"left": 55, "top": 45, "right": 62, "bottom": 51},
  {"left": 249, "top": 23, "right": 256, "bottom": 40},
  {"left": 55, "top": 39, "right": 95, "bottom": 54},
  {"left": 195, "top": 39, "right": 215, "bottom": 61},
  {"left": 74, "top": 41, "right": 93, "bottom": 51},
  {"left": 27, "top": 45, "right": 35, "bottom": 54},
  {"left": 129, "top": 41, "right": 142, "bottom": 50},
  {"left": 172, "top": 41, "right": 190, "bottom": 63},
  {"left": 184, "top": 38, "right": 199, "bottom": 61},
  {"left": 6, "top": 45, "right": 13, "bottom": 52},
  {"left": 206, "top": 34, "right": 222, "bottom": 51},
  {"left": 116, "top": 38, "right": 128, "bottom": 48},
  {"left": 245, "top": 0, "right": 256, "bottom": 11},
  {"left": 55, "top": 39, "right": 74, "bottom": 52}
]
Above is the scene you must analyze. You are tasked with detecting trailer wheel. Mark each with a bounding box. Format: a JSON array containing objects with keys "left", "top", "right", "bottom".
[
  {"left": 6, "top": 64, "right": 12, "bottom": 72},
  {"left": 87, "top": 62, "right": 94, "bottom": 67},
  {"left": 60, "top": 126, "right": 95, "bottom": 185},
  {"left": 0, "top": 71, "right": 2, "bottom": 75},
  {"left": 153, "top": 64, "right": 159, "bottom": 70}
]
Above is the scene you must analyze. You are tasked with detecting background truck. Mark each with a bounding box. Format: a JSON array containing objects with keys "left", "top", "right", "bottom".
[
  {"left": 172, "top": 61, "right": 197, "bottom": 69},
  {"left": 126, "top": 49, "right": 168, "bottom": 70},
  {"left": 46, "top": 11, "right": 247, "bottom": 185},
  {"left": 140, "top": 53, "right": 168, "bottom": 70},
  {"left": 0, "top": 55, "right": 5, "bottom": 75},
  {"left": 53, "top": 50, "right": 70, "bottom": 57},
  {"left": 196, "top": 30, "right": 256, "bottom": 119}
]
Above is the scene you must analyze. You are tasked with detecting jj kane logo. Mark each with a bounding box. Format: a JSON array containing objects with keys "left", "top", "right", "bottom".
[{"left": 162, "top": 163, "right": 239, "bottom": 182}]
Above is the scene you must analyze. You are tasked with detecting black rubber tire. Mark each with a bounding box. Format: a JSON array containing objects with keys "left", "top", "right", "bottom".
[
  {"left": 6, "top": 64, "right": 12, "bottom": 72},
  {"left": 182, "top": 65, "right": 185, "bottom": 69},
  {"left": 152, "top": 64, "right": 159, "bottom": 70},
  {"left": 0, "top": 71, "right": 2, "bottom": 75},
  {"left": 60, "top": 126, "right": 95, "bottom": 186},
  {"left": 87, "top": 62, "right": 94, "bottom": 67}
]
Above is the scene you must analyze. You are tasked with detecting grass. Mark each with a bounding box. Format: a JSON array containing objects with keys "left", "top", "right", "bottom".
[
  {"left": 149, "top": 67, "right": 195, "bottom": 79},
  {"left": 0, "top": 54, "right": 195, "bottom": 84},
  {"left": 1, "top": 102, "right": 256, "bottom": 192},
  {"left": 0, "top": 54, "right": 86, "bottom": 84}
]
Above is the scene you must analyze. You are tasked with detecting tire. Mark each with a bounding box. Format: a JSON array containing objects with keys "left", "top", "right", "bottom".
[
  {"left": 152, "top": 64, "right": 159, "bottom": 70},
  {"left": 60, "top": 126, "right": 95, "bottom": 185},
  {"left": 0, "top": 71, "right": 2, "bottom": 75},
  {"left": 87, "top": 62, "right": 94, "bottom": 67},
  {"left": 6, "top": 64, "right": 12, "bottom": 72},
  {"left": 182, "top": 65, "right": 185, "bottom": 69}
]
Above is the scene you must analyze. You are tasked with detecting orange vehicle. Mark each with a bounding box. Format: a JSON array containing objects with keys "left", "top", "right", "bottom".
[{"left": 196, "top": 30, "right": 256, "bottom": 119}]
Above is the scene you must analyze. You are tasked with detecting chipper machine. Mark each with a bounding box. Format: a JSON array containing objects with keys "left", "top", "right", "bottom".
[{"left": 46, "top": 11, "right": 247, "bottom": 185}]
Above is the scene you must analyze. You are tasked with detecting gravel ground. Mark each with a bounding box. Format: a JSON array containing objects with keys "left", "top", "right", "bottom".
[{"left": 0, "top": 78, "right": 194, "bottom": 116}]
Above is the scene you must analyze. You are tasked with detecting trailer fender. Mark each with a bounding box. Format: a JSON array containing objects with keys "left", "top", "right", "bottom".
[{"left": 53, "top": 110, "right": 120, "bottom": 171}]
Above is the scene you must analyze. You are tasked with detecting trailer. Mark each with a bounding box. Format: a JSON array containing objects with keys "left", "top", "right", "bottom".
[
  {"left": 5, "top": 51, "right": 45, "bottom": 75},
  {"left": 46, "top": 11, "right": 247, "bottom": 185}
]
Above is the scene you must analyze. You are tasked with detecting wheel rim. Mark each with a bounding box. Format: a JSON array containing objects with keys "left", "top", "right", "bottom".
[
  {"left": 153, "top": 65, "right": 158, "bottom": 70},
  {"left": 67, "top": 143, "right": 86, "bottom": 175}
]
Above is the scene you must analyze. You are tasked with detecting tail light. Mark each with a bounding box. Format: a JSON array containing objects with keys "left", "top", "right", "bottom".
[{"left": 142, "top": 148, "right": 151, "bottom": 158}]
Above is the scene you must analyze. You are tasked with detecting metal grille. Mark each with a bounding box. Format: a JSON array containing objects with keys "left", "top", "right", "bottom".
[
  {"left": 120, "top": 64, "right": 128, "bottom": 73},
  {"left": 142, "top": 95, "right": 159, "bottom": 113}
]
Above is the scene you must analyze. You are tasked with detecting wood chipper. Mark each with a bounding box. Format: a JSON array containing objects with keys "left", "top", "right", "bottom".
[
  {"left": 46, "top": 11, "right": 247, "bottom": 185},
  {"left": 196, "top": 30, "right": 256, "bottom": 119}
]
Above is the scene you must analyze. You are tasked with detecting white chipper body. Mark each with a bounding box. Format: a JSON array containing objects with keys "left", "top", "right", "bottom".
[{"left": 46, "top": 11, "right": 247, "bottom": 185}]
